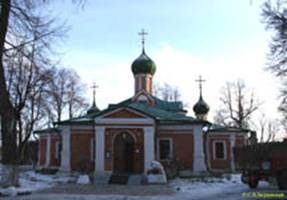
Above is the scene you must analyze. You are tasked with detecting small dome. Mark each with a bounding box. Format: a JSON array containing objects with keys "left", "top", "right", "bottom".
[
  {"left": 193, "top": 96, "right": 210, "bottom": 115},
  {"left": 131, "top": 50, "right": 156, "bottom": 75},
  {"left": 87, "top": 104, "right": 100, "bottom": 115}
]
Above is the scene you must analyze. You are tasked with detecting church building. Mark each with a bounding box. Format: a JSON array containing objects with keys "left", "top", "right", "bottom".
[{"left": 35, "top": 32, "right": 250, "bottom": 180}]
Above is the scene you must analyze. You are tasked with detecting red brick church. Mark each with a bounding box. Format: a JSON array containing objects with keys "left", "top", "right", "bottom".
[{"left": 35, "top": 34, "right": 250, "bottom": 179}]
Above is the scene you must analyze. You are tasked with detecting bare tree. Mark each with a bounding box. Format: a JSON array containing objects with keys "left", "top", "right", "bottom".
[
  {"left": 66, "top": 70, "right": 89, "bottom": 119},
  {"left": 258, "top": 114, "right": 267, "bottom": 143},
  {"left": 0, "top": 0, "right": 84, "bottom": 186},
  {"left": 262, "top": 1, "right": 287, "bottom": 140},
  {"left": 0, "top": 0, "right": 18, "bottom": 168},
  {"left": 153, "top": 82, "right": 181, "bottom": 101},
  {"left": 262, "top": 0, "right": 287, "bottom": 77},
  {"left": 4, "top": 42, "right": 52, "bottom": 161},
  {"left": 46, "top": 67, "right": 89, "bottom": 124},
  {"left": 255, "top": 114, "right": 280, "bottom": 142},
  {"left": 214, "top": 80, "right": 261, "bottom": 129}
]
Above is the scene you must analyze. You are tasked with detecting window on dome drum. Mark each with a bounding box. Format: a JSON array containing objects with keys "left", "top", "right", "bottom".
[
  {"left": 158, "top": 138, "right": 172, "bottom": 160},
  {"left": 214, "top": 141, "right": 226, "bottom": 160}
]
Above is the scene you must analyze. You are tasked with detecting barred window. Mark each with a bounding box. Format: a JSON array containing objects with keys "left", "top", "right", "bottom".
[
  {"left": 159, "top": 139, "right": 172, "bottom": 160},
  {"left": 214, "top": 141, "right": 226, "bottom": 160}
]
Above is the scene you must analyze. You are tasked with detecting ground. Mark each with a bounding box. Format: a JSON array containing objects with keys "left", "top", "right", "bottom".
[{"left": 1, "top": 169, "right": 286, "bottom": 199}]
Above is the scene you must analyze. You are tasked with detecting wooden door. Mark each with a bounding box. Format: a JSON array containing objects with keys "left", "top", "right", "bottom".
[{"left": 113, "top": 132, "right": 134, "bottom": 174}]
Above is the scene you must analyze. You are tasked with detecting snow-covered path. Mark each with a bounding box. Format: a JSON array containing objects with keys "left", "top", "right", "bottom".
[
  {"left": 2, "top": 171, "right": 285, "bottom": 199},
  {"left": 5, "top": 184, "right": 284, "bottom": 200}
]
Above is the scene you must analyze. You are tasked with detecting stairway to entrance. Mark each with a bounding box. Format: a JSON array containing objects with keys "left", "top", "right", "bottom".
[
  {"left": 108, "top": 174, "right": 142, "bottom": 185},
  {"left": 108, "top": 174, "right": 129, "bottom": 184}
]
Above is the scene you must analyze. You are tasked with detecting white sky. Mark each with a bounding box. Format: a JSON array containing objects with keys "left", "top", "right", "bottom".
[{"left": 51, "top": 0, "right": 284, "bottom": 138}]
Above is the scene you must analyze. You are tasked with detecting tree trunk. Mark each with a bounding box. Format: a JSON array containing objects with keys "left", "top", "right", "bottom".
[{"left": 0, "top": 0, "right": 19, "bottom": 187}]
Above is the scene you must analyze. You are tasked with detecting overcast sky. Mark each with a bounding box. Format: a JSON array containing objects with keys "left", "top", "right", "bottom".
[{"left": 51, "top": 0, "right": 281, "bottom": 127}]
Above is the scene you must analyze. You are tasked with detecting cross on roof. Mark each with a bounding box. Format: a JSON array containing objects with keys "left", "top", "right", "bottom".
[
  {"left": 138, "top": 29, "right": 148, "bottom": 50},
  {"left": 91, "top": 82, "right": 99, "bottom": 106},
  {"left": 195, "top": 75, "right": 206, "bottom": 97}
]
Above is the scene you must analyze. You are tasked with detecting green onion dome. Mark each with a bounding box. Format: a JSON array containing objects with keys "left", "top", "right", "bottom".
[
  {"left": 131, "top": 50, "right": 156, "bottom": 75},
  {"left": 193, "top": 96, "right": 210, "bottom": 115}
]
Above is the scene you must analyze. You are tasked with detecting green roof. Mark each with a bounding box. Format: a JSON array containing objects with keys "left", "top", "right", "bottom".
[
  {"left": 193, "top": 96, "right": 209, "bottom": 115},
  {"left": 56, "top": 95, "right": 206, "bottom": 126},
  {"left": 208, "top": 124, "right": 250, "bottom": 133}
]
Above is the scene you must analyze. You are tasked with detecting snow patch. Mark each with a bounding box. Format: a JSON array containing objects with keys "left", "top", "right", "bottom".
[
  {"left": 170, "top": 174, "right": 246, "bottom": 198},
  {"left": 0, "top": 170, "right": 76, "bottom": 196},
  {"left": 76, "top": 175, "right": 90, "bottom": 184},
  {"left": 1, "top": 186, "right": 17, "bottom": 197},
  {"left": 147, "top": 161, "right": 167, "bottom": 184}
]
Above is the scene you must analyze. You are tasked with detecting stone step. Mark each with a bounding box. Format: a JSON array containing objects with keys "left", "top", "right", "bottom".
[
  {"left": 127, "top": 174, "right": 142, "bottom": 185},
  {"left": 94, "top": 172, "right": 111, "bottom": 185},
  {"left": 109, "top": 174, "right": 129, "bottom": 185}
]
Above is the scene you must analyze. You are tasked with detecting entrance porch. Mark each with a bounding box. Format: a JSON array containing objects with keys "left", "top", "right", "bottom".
[{"left": 94, "top": 126, "right": 155, "bottom": 179}]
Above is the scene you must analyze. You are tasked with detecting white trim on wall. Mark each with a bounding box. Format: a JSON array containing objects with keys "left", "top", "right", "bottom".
[
  {"left": 95, "top": 118, "right": 154, "bottom": 125},
  {"left": 230, "top": 134, "right": 236, "bottom": 172},
  {"left": 45, "top": 135, "right": 51, "bottom": 167},
  {"left": 94, "top": 125, "right": 152, "bottom": 129},
  {"left": 208, "top": 131, "right": 247, "bottom": 136},
  {"left": 157, "top": 138, "right": 173, "bottom": 161},
  {"left": 158, "top": 125, "right": 196, "bottom": 130},
  {"left": 144, "top": 127, "right": 155, "bottom": 172},
  {"left": 70, "top": 125, "right": 94, "bottom": 130},
  {"left": 97, "top": 107, "right": 148, "bottom": 119},
  {"left": 157, "top": 131, "right": 193, "bottom": 134},
  {"left": 193, "top": 125, "right": 207, "bottom": 172},
  {"left": 59, "top": 126, "right": 71, "bottom": 172},
  {"left": 95, "top": 126, "right": 105, "bottom": 172},
  {"left": 212, "top": 140, "right": 227, "bottom": 160}
]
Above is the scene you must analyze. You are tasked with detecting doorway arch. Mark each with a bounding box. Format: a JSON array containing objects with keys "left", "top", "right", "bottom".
[{"left": 113, "top": 132, "right": 135, "bottom": 174}]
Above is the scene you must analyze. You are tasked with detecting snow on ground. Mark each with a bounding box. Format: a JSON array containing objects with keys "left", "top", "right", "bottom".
[
  {"left": 0, "top": 170, "right": 77, "bottom": 196},
  {"left": 169, "top": 174, "right": 247, "bottom": 199},
  {"left": 1, "top": 171, "right": 273, "bottom": 198}
]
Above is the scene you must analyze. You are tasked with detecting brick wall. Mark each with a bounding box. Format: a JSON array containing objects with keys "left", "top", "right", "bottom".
[
  {"left": 208, "top": 135, "right": 231, "bottom": 170},
  {"left": 71, "top": 130, "right": 94, "bottom": 172},
  {"left": 50, "top": 135, "right": 60, "bottom": 167},
  {"left": 39, "top": 137, "right": 47, "bottom": 165},
  {"left": 236, "top": 135, "right": 246, "bottom": 146},
  {"left": 157, "top": 132, "right": 194, "bottom": 170}
]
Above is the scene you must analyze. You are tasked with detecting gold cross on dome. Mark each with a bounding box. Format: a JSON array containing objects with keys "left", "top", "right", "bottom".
[
  {"left": 195, "top": 76, "right": 206, "bottom": 96},
  {"left": 138, "top": 29, "right": 148, "bottom": 49},
  {"left": 91, "top": 82, "right": 99, "bottom": 106}
]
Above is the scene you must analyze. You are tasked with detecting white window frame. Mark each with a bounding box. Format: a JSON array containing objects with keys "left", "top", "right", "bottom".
[
  {"left": 213, "top": 140, "right": 227, "bottom": 160},
  {"left": 157, "top": 138, "right": 173, "bottom": 161},
  {"left": 90, "top": 138, "right": 94, "bottom": 161},
  {"left": 55, "top": 141, "right": 60, "bottom": 159}
]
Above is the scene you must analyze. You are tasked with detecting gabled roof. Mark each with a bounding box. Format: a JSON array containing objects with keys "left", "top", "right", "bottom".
[
  {"left": 34, "top": 127, "right": 60, "bottom": 135},
  {"left": 56, "top": 95, "right": 207, "bottom": 126},
  {"left": 56, "top": 115, "right": 94, "bottom": 126}
]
